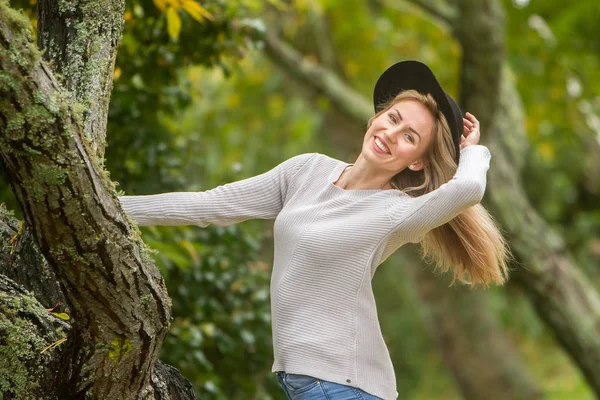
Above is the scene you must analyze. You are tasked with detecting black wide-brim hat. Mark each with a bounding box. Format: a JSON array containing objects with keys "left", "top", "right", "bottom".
[{"left": 373, "top": 60, "right": 463, "bottom": 163}]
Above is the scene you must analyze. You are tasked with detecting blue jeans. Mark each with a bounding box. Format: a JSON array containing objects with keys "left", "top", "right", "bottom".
[{"left": 275, "top": 371, "right": 382, "bottom": 400}]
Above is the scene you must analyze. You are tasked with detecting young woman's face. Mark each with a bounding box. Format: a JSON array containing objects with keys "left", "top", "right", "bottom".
[{"left": 361, "top": 98, "right": 434, "bottom": 174}]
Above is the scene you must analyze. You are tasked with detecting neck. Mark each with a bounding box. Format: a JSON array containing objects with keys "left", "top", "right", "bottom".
[{"left": 336, "top": 154, "right": 395, "bottom": 190}]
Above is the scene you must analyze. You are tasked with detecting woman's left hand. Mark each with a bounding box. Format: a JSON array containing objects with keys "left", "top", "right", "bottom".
[{"left": 461, "top": 112, "right": 481, "bottom": 149}]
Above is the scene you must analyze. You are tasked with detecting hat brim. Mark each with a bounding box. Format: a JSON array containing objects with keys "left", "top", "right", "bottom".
[{"left": 373, "top": 60, "right": 462, "bottom": 162}]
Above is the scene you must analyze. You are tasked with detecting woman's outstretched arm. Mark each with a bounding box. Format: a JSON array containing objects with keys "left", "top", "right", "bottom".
[
  {"left": 118, "top": 153, "right": 316, "bottom": 227},
  {"left": 389, "top": 144, "right": 491, "bottom": 242}
]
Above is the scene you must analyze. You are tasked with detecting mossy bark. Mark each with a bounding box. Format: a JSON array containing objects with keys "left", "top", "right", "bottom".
[
  {"left": 488, "top": 96, "right": 600, "bottom": 395},
  {"left": 0, "top": 2, "right": 183, "bottom": 398},
  {"left": 36, "top": 0, "right": 125, "bottom": 163},
  {"left": 0, "top": 203, "right": 68, "bottom": 312},
  {"left": 0, "top": 272, "right": 196, "bottom": 399},
  {"left": 0, "top": 274, "right": 68, "bottom": 400}
]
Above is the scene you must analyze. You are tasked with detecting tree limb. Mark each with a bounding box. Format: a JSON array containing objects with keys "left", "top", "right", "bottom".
[
  {"left": 378, "top": 0, "right": 457, "bottom": 28},
  {"left": 263, "top": 32, "right": 373, "bottom": 124},
  {"left": 408, "top": 0, "right": 457, "bottom": 24},
  {"left": 37, "top": 0, "right": 126, "bottom": 163}
]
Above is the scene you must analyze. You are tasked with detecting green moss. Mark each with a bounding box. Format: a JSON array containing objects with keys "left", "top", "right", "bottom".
[
  {"left": 0, "top": 71, "right": 19, "bottom": 92},
  {"left": 22, "top": 144, "right": 43, "bottom": 155},
  {"left": 107, "top": 335, "right": 132, "bottom": 364},
  {"left": 5, "top": 112, "right": 25, "bottom": 140},
  {"left": 24, "top": 105, "right": 57, "bottom": 137},
  {"left": 37, "top": 164, "right": 69, "bottom": 185},
  {"left": 0, "top": 203, "right": 16, "bottom": 219},
  {"left": 22, "top": 177, "right": 47, "bottom": 203},
  {"left": 0, "top": 1, "right": 40, "bottom": 73},
  {"left": 0, "top": 284, "right": 66, "bottom": 399}
]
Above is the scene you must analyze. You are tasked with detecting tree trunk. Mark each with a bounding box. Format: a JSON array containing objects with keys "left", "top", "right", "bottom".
[
  {"left": 261, "top": 31, "right": 542, "bottom": 400},
  {"left": 0, "top": 2, "right": 186, "bottom": 398},
  {"left": 455, "top": 0, "right": 600, "bottom": 395}
]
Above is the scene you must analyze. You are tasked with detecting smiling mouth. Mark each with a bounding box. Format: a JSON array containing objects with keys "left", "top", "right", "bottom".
[{"left": 374, "top": 136, "right": 391, "bottom": 154}]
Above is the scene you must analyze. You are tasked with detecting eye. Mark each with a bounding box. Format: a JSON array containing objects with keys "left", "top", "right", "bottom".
[
  {"left": 404, "top": 133, "right": 414, "bottom": 143},
  {"left": 389, "top": 114, "right": 397, "bottom": 123}
]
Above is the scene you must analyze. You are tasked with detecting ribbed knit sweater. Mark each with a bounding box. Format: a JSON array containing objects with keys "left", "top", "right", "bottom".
[{"left": 118, "top": 144, "right": 491, "bottom": 399}]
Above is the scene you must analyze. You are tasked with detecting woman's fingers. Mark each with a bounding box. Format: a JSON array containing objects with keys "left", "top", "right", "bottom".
[
  {"left": 465, "top": 112, "right": 480, "bottom": 129},
  {"left": 463, "top": 112, "right": 481, "bottom": 145}
]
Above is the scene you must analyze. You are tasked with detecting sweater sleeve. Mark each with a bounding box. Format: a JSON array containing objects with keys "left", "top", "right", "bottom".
[
  {"left": 389, "top": 145, "right": 491, "bottom": 243},
  {"left": 118, "top": 153, "right": 316, "bottom": 227}
]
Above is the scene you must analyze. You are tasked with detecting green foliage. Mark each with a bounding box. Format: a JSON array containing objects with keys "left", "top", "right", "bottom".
[
  {"left": 105, "top": 0, "right": 260, "bottom": 195},
  {"left": 144, "top": 224, "right": 278, "bottom": 399}
]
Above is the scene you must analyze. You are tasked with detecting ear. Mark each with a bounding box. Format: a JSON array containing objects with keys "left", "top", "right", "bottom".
[{"left": 410, "top": 160, "right": 426, "bottom": 171}]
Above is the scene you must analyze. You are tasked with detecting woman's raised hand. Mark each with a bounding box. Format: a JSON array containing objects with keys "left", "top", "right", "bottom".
[{"left": 461, "top": 112, "right": 481, "bottom": 149}]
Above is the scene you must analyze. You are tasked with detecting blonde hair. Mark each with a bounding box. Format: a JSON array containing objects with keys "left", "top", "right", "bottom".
[{"left": 370, "top": 90, "right": 512, "bottom": 288}]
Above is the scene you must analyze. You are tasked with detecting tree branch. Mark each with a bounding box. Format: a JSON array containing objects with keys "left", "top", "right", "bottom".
[
  {"left": 378, "top": 0, "right": 457, "bottom": 28},
  {"left": 306, "top": 3, "right": 338, "bottom": 71},
  {"left": 37, "top": 0, "right": 126, "bottom": 163},
  {"left": 408, "top": 0, "right": 456, "bottom": 24},
  {"left": 263, "top": 32, "right": 372, "bottom": 124}
]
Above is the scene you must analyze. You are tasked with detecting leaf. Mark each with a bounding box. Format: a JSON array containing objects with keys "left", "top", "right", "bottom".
[
  {"left": 153, "top": 0, "right": 167, "bottom": 12},
  {"left": 166, "top": 7, "right": 182, "bottom": 40},
  {"left": 180, "top": 0, "right": 214, "bottom": 22},
  {"left": 40, "top": 337, "right": 67, "bottom": 354},
  {"left": 51, "top": 312, "right": 70, "bottom": 321}
]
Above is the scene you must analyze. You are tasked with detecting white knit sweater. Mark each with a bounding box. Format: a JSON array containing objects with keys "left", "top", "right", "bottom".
[{"left": 118, "top": 144, "right": 491, "bottom": 399}]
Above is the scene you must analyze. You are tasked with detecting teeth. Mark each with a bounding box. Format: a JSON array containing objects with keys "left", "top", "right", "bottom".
[{"left": 375, "top": 137, "right": 389, "bottom": 153}]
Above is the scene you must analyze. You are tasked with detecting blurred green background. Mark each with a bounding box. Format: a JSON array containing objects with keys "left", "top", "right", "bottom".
[{"left": 1, "top": 0, "right": 599, "bottom": 399}]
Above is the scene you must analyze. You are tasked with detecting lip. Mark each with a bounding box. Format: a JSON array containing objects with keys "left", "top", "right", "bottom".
[{"left": 373, "top": 136, "right": 391, "bottom": 155}]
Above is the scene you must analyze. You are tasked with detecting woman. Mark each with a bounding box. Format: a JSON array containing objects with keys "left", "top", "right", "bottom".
[{"left": 119, "top": 60, "right": 511, "bottom": 400}]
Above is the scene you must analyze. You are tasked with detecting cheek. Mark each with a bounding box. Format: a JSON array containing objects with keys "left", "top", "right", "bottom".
[
  {"left": 393, "top": 141, "right": 419, "bottom": 157},
  {"left": 363, "top": 125, "right": 376, "bottom": 142}
]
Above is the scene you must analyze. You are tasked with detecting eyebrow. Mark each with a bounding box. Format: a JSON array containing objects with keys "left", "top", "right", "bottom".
[{"left": 394, "top": 109, "right": 421, "bottom": 142}]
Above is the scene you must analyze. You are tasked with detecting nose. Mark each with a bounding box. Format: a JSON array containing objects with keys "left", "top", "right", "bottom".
[{"left": 383, "top": 129, "right": 396, "bottom": 145}]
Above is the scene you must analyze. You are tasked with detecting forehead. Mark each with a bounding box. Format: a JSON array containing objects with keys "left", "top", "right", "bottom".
[{"left": 390, "top": 99, "right": 434, "bottom": 132}]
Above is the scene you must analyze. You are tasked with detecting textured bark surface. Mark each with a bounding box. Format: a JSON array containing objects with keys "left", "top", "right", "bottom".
[
  {"left": 261, "top": 30, "right": 542, "bottom": 400},
  {"left": 0, "top": 203, "right": 68, "bottom": 312},
  {"left": 0, "top": 2, "right": 175, "bottom": 398},
  {"left": 0, "top": 274, "right": 69, "bottom": 399},
  {"left": 37, "top": 0, "right": 125, "bottom": 162},
  {"left": 0, "top": 273, "right": 196, "bottom": 399}
]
